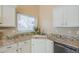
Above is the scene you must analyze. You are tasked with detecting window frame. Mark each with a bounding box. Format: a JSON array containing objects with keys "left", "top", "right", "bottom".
[{"left": 16, "top": 13, "right": 37, "bottom": 33}]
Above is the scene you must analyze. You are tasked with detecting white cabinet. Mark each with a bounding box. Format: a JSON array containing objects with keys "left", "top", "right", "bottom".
[
  {"left": 0, "top": 40, "right": 31, "bottom": 53},
  {"left": 64, "top": 6, "right": 79, "bottom": 27},
  {"left": 31, "top": 38, "right": 47, "bottom": 53},
  {"left": 0, "top": 6, "right": 2, "bottom": 23},
  {"left": 31, "top": 38, "right": 54, "bottom": 53},
  {"left": 4, "top": 43, "right": 18, "bottom": 53},
  {"left": 0, "top": 43, "right": 18, "bottom": 53},
  {"left": 0, "top": 46, "right": 7, "bottom": 53},
  {"left": 53, "top": 6, "right": 64, "bottom": 27},
  {"left": 18, "top": 40, "right": 31, "bottom": 53},
  {"left": 0, "top": 5, "right": 16, "bottom": 27},
  {"left": 53, "top": 6, "right": 79, "bottom": 27},
  {"left": 46, "top": 40, "right": 54, "bottom": 53},
  {"left": 0, "top": 6, "right": 1, "bottom": 17}
]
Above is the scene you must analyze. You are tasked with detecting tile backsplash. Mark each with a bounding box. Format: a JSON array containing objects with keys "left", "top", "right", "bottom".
[
  {"left": 1, "top": 27, "right": 79, "bottom": 37},
  {"left": 0, "top": 28, "right": 16, "bottom": 36},
  {"left": 53, "top": 27, "right": 79, "bottom": 36},
  {"left": 76, "top": 31, "right": 79, "bottom": 35}
]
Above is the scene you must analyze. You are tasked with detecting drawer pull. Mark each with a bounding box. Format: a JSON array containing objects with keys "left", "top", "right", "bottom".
[
  {"left": 16, "top": 50, "right": 18, "bottom": 52},
  {"left": 24, "top": 42, "right": 27, "bottom": 44},
  {"left": 7, "top": 47, "right": 11, "bottom": 48},
  {"left": 0, "top": 22, "right": 2, "bottom": 24},
  {"left": 20, "top": 48, "right": 22, "bottom": 50}
]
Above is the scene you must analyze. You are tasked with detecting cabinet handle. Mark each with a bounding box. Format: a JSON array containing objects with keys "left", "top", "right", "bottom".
[
  {"left": 32, "top": 44, "right": 34, "bottom": 46},
  {"left": 51, "top": 43, "right": 53, "bottom": 44},
  {"left": 24, "top": 42, "right": 26, "bottom": 43},
  {"left": 7, "top": 46, "right": 11, "bottom": 48},
  {"left": 16, "top": 50, "right": 18, "bottom": 52},
  {"left": 0, "top": 16, "right": 3, "bottom": 24},
  {"left": 0, "top": 22, "right": 2, "bottom": 24},
  {"left": 61, "top": 23, "right": 64, "bottom": 25},
  {"left": 20, "top": 48, "right": 22, "bottom": 50},
  {"left": 24, "top": 42, "right": 27, "bottom": 44}
]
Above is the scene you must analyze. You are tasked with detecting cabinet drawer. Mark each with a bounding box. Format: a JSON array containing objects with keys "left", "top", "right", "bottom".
[
  {"left": 0, "top": 5, "right": 16, "bottom": 27},
  {"left": 19, "top": 40, "right": 30, "bottom": 47},
  {"left": 5, "top": 44, "right": 18, "bottom": 53},
  {"left": 18, "top": 40, "right": 31, "bottom": 53},
  {"left": 0, "top": 46, "right": 7, "bottom": 53},
  {"left": 31, "top": 39, "right": 47, "bottom": 53}
]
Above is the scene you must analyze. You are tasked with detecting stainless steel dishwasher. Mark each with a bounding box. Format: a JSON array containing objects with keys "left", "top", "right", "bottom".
[{"left": 54, "top": 42, "right": 79, "bottom": 53}]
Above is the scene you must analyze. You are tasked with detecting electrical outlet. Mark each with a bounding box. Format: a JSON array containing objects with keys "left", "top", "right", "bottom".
[
  {"left": 67, "top": 31, "right": 72, "bottom": 34},
  {"left": 76, "top": 31, "right": 79, "bottom": 35}
]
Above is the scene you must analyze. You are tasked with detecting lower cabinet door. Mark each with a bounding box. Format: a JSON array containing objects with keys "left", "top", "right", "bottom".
[
  {"left": 31, "top": 39, "right": 47, "bottom": 53},
  {"left": 5, "top": 43, "right": 18, "bottom": 53},
  {"left": 0, "top": 46, "right": 7, "bottom": 53},
  {"left": 18, "top": 40, "right": 31, "bottom": 53},
  {"left": 46, "top": 40, "right": 54, "bottom": 53}
]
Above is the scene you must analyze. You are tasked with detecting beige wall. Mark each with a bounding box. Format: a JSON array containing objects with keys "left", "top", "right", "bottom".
[
  {"left": 16, "top": 5, "right": 39, "bottom": 17},
  {"left": 39, "top": 5, "right": 53, "bottom": 34}
]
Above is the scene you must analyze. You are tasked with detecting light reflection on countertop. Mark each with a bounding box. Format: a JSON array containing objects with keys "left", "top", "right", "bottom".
[{"left": 47, "top": 33, "right": 79, "bottom": 48}]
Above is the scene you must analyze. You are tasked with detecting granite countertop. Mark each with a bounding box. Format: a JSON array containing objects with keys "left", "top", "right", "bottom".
[
  {"left": 48, "top": 34, "right": 79, "bottom": 48},
  {"left": 0, "top": 35, "right": 47, "bottom": 47},
  {"left": 0, "top": 35, "right": 32, "bottom": 47}
]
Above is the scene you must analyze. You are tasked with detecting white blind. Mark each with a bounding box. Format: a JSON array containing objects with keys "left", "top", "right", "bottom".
[{"left": 17, "top": 13, "right": 35, "bottom": 32}]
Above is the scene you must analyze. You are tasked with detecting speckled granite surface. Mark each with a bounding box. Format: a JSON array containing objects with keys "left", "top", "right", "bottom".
[
  {"left": 0, "top": 35, "right": 47, "bottom": 47},
  {"left": 48, "top": 34, "right": 79, "bottom": 48}
]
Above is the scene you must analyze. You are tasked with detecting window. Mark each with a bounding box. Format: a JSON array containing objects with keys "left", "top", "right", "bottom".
[{"left": 17, "top": 13, "right": 36, "bottom": 32}]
